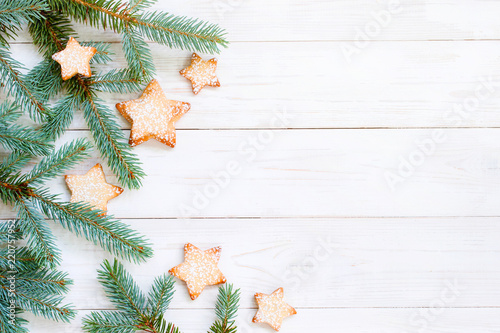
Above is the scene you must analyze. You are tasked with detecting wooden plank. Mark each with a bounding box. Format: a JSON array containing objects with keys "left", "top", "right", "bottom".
[
  {"left": 5, "top": 217, "right": 500, "bottom": 309},
  {"left": 1, "top": 129, "right": 499, "bottom": 218},
  {"left": 11, "top": 0, "right": 500, "bottom": 43},
  {"left": 25, "top": 308, "right": 500, "bottom": 333},
  {"left": 6, "top": 40, "right": 500, "bottom": 130}
]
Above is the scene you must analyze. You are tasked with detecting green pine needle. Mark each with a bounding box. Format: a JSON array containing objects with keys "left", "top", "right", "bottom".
[
  {"left": 20, "top": 138, "right": 92, "bottom": 185},
  {"left": 0, "top": 45, "right": 50, "bottom": 122},
  {"left": 16, "top": 199, "right": 61, "bottom": 266},
  {"left": 83, "top": 259, "right": 178, "bottom": 333},
  {"left": 79, "top": 93, "right": 145, "bottom": 189},
  {"left": 88, "top": 69, "right": 142, "bottom": 94},
  {"left": 208, "top": 284, "right": 240, "bottom": 333}
]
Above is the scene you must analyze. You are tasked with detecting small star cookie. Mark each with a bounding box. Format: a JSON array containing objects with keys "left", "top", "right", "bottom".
[
  {"left": 253, "top": 287, "right": 297, "bottom": 331},
  {"left": 52, "top": 37, "right": 97, "bottom": 80},
  {"left": 169, "top": 243, "right": 226, "bottom": 300},
  {"left": 116, "top": 79, "right": 191, "bottom": 147},
  {"left": 65, "top": 164, "right": 123, "bottom": 214},
  {"left": 180, "top": 53, "right": 220, "bottom": 94}
]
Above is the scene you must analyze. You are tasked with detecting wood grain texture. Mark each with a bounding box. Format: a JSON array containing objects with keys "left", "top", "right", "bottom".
[
  {"left": 25, "top": 308, "right": 500, "bottom": 333},
  {"left": 11, "top": 0, "right": 500, "bottom": 42},
  {"left": 2, "top": 129, "right": 499, "bottom": 219},
  {"left": 3, "top": 0, "right": 500, "bottom": 332},
  {"left": 28, "top": 218, "right": 500, "bottom": 310},
  {"left": 6, "top": 41, "right": 500, "bottom": 129}
]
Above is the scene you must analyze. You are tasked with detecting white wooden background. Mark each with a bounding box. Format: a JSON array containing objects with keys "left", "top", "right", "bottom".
[{"left": 3, "top": 0, "right": 500, "bottom": 331}]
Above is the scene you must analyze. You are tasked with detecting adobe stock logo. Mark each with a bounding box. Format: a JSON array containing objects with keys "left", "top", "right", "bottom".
[{"left": 340, "top": 0, "right": 403, "bottom": 63}]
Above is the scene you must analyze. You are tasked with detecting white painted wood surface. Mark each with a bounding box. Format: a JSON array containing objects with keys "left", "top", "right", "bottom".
[{"left": 2, "top": 0, "right": 500, "bottom": 332}]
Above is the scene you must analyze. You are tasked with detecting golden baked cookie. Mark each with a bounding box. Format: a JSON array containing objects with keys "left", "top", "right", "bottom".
[
  {"left": 116, "top": 79, "right": 191, "bottom": 147},
  {"left": 180, "top": 53, "right": 220, "bottom": 94},
  {"left": 65, "top": 164, "right": 123, "bottom": 214},
  {"left": 253, "top": 287, "right": 297, "bottom": 331},
  {"left": 52, "top": 37, "right": 97, "bottom": 80},
  {"left": 169, "top": 243, "right": 226, "bottom": 300}
]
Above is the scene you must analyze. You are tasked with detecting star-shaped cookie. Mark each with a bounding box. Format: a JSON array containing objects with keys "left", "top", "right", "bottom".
[
  {"left": 169, "top": 243, "right": 226, "bottom": 300},
  {"left": 116, "top": 79, "right": 191, "bottom": 147},
  {"left": 253, "top": 287, "right": 297, "bottom": 331},
  {"left": 180, "top": 53, "right": 220, "bottom": 94},
  {"left": 52, "top": 37, "right": 97, "bottom": 80},
  {"left": 65, "top": 164, "right": 123, "bottom": 214}
]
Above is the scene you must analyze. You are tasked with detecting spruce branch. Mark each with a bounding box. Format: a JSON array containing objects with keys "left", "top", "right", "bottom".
[
  {"left": 0, "top": 152, "right": 30, "bottom": 175},
  {"left": 26, "top": 59, "right": 64, "bottom": 103},
  {"left": 33, "top": 192, "right": 153, "bottom": 263},
  {"left": 0, "top": 0, "right": 48, "bottom": 44},
  {"left": 40, "top": 94, "right": 78, "bottom": 140},
  {"left": 77, "top": 85, "right": 144, "bottom": 189},
  {"left": 16, "top": 198, "right": 61, "bottom": 266},
  {"left": 0, "top": 124, "right": 52, "bottom": 156},
  {"left": 208, "top": 284, "right": 240, "bottom": 333},
  {"left": 83, "top": 259, "right": 179, "bottom": 333},
  {"left": 51, "top": 0, "right": 228, "bottom": 54},
  {"left": 0, "top": 45, "right": 50, "bottom": 122},
  {"left": 20, "top": 138, "right": 91, "bottom": 185},
  {"left": 88, "top": 69, "right": 142, "bottom": 94},
  {"left": 122, "top": 24, "right": 154, "bottom": 81}
]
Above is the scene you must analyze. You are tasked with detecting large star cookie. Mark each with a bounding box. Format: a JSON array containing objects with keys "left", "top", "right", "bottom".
[
  {"left": 169, "top": 243, "right": 226, "bottom": 300},
  {"left": 65, "top": 164, "right": 123, "bottom": 214},
  {"left": 253, "top": 287, "right": 297, "bottom": 331},
  {"left": 180, "top": 53, "right": 220, "bottom": 95},
  {"left": 52, "top": 37, "right": 97, "bottom": 80},
  {"left": 116, "top": 79, "right": 191, "bottom": 147}
]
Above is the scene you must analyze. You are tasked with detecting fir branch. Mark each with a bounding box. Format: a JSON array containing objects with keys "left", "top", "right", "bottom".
[
  {"left": 88, "top": 69, "right": 142, "bottom": 94},
  {"left": 208, "top": 284, "right": 240, "bottom": 333},
  {"left": 20, "top": 138, "right": 91, "bottom": 185},
  {"left": 16, "top": 199, "right": 61, "bottom": 266},
  {"left": 0, "top": 124, "right": 53, "bottom": 156},
  {"left": 97, "top": 259, "right": 147, "bottom": 318},
  {"left": 1, "top": 287, "right": 75, "bottom": 322},
  {"left": 0, "top": 301, "right": 27, "bottom": 333},
  {"left": 0, "top": 45, "right": 49, "bottom": 122},
  {"left": 28, "top": 14, "right": 73, "bottom": 58},
  {"left": 0, "top": 0, "right": 48, "bottom": 44},
  {"left": 0, "top": 101, "right": 21, "bottom": 124},
  {"left": 0, "top": 152, "right": 30, "bottom": 174},
  {"left": 83, "top": 259, "right": 180, "bottom": 333},
  {"left": 40, "top": 94, "right": 78, "bottom": 141},
  {"left": 0, "top": 247, "right": 38, "bottom": 272},
  {"left": 82, "top": 41, "right": 113, "bottom": 64},
  {"left": 122, "top": 24, "right": 154, "bottom": 80},
  {"left": 83, "top": 311, "right": 137, "bottom": 333},
  {"left": 0, "top": 268, "right": 71, "bottom": 296},
  {"left": 32, "top": 192, "right": 153, "bottom": 263},
  {"left": 147, "top": 274, "right": 174, "bottom": 319},
  {"left": 128, "top": 0, "right": 157, "bottom": 14},
  {"left": 53, "top": 0, "right": 228, "bottom": 54},
  {"left": 77, "top": 83, "right": 144, "bottom": 189},
  {"left": 26, "top": 59, "right": 64, "bottom": 103},
  {"left": 135, "top": 11, "right": 228, "bottom": 54}
]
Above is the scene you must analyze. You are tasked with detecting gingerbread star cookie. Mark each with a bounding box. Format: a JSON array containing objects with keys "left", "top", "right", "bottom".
[
  {"left": 116, "top": 79, "right": 191, "bottom": 147},
  {"left": 180, "top": 53, "right": 220, "bottom": 94},
  {"left": 253, "top": 287, "right": 297, "bottom": 331},
  {"left": 52, "top": 37, "right": 97, "bottom": 80},
  {"left": 65, "top": 164, "right": 123, "bottom": 214},
  {"left": 169, "top": 243, "right": 226, "bottom": 300}
]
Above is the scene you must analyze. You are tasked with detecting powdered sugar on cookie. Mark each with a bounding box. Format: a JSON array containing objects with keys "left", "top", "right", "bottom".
[
  {"left": 253, "top": 287, "right": 297, "bottom": 331},
  {"left": 65, "top": 164, "right": 123, "bottom": 214},
  {"left": 116, "top": 79, "right": 190, "bottom": 147},
  {"left": 180, "top": 53, "right": 220, "bottom": 94},
  {"left": 52, "top": 37, "right": 97, "bottom": 80},
  {"left": 169, "top": 243, "right": 226, "bottom": 300}
]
